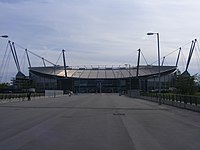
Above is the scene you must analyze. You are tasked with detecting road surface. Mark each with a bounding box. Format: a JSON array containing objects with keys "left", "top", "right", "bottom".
[{"left": 0, "top": 94, "right": 200, "bottom": 150}]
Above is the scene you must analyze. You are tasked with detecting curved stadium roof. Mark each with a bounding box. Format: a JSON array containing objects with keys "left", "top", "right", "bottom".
[{"left": 29, "top": 65, "right": 177, "bottom": 79}]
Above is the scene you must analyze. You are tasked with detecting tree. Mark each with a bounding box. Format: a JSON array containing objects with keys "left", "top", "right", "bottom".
[
  {"left": 0, "top": 83, "right": 9, "bottom": 89},
  {"left": 175, "top": 74, "right": 196, "bottom": 95}
]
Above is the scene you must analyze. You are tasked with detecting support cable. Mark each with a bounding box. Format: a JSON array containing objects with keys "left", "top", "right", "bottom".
[
  {"left": 0, "top": 42, "right": 9, "bottom": 79},
  {"left": 195, "top": 41, "right": 200, "bottom": 74},
  {"left": 150, "top": 41, "right": 191, "bottom": 65},
  {"left": 14, "top": 42, "right": 56, "bottom": 66},
  {"left": 0, "top": 45, "right": 11, "bottom": 83},
  {"left": 3, "top": 52, "right": 11, "bottom": 82},
  {"left": 55, "top": 51, "right": 62, "bottom": 65},
  {"left": 180, "top": 50, "right": 187, "bottom": 71},
  {"left": 140, "top": 51, "right": 149, "bottom": 65},
  {"left": 20, "top": 51, "right": 26, "bottom": 73},
  {"left": 27, "top": 50, "right": 56, "bottom": 66}
]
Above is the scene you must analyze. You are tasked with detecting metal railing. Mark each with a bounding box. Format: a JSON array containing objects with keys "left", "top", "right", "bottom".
[
  {"left": 141, "top": 93, "right": 200, "bottom": 105},
  {"left": 139, "top": 92, "right": 200, "bottom": 112},
  {"left": 0, "top": 93, "right": 44, "bottom": 102}
]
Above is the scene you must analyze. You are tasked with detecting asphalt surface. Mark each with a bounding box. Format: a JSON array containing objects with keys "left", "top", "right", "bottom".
[{"left": 0, "top": 94, "right": 200, "bottom": 150}]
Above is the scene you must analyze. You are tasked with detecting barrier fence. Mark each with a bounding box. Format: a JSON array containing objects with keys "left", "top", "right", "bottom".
[
  {"left": 141, "top": 93, "right": 200, "bottom": 105},
  {"left": 139, "top": 92, "right": 200, "bottom": 112},
  {"left": 0, "top": 93, "right": 44, "bottom": 101}
]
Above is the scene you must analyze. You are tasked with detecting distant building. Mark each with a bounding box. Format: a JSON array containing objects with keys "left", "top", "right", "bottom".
[{"left": 12, "top": 71, "right": 30, "bottom": 93}]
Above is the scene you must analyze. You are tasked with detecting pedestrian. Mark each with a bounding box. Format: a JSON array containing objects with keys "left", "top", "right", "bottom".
[{"left": 27, "top": 92, "right": 31, "bottom": 101}]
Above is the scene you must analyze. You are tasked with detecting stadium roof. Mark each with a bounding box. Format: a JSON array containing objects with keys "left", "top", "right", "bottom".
[{"left": 30, "top": 65, "right": 177, "bottom": 79}]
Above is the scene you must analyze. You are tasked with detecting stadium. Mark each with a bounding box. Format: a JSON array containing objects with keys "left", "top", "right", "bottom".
[
  {"left": 2, "top": 41, "right": 189, "bottom": 94},
  {"left": 29, "top": 65, "right": 177, "bottom": 93},
  {"left": 27, "top": 40, "right": 198, "bottom": 94}
]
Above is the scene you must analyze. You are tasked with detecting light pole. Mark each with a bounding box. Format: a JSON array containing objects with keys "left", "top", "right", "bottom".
[
  {"left": 53, "top": 65, "right": 56, "bottom": 98},
  {"left": 0, "top": 35, "right": 8, "bottom": 38},
  {"left": 147, "top": 32, "right": 161, "bottom": 105}
]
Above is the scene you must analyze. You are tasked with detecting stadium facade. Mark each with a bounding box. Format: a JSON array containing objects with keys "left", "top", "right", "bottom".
[{"left": 29, "top": 65, "right": 177, "bottom": 93}]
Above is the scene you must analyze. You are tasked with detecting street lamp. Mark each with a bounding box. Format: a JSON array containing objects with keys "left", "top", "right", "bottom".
[
  {"left": 0, "top": 35, "right": 8, "bottom": 38},
  {"left": 147, "top": 32, "right": 161, "bottom": 105}
]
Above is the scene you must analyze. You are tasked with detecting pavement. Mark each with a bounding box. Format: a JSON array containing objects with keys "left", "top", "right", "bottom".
[{"left": 0, "top": 93, "right": 200, "bottom": 150}]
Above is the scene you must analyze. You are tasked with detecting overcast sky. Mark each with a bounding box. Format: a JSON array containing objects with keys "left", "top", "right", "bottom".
[{"left": 1, "top": 0, "right": 200, "bottom": 82}]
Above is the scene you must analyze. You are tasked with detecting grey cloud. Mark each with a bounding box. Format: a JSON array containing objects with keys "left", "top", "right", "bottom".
[{"left": 1, "top": 0, "right": 200, "bottom": 82}]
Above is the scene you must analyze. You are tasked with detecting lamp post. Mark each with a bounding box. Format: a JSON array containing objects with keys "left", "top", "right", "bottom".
[
  {"left": 147, "top": 32, "right": 161, "bottom": 105},
  {"left": 53, "top": 65, "right": 56, "bottom": 98},
  {"left": 0, "top": 35, "right": 8, "bottom": 38}
]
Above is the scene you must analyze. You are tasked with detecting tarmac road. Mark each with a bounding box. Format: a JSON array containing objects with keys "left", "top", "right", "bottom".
[{"left": 0, "top": 93, "right": 200, "bottom": 150}]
